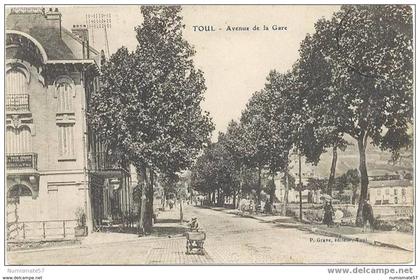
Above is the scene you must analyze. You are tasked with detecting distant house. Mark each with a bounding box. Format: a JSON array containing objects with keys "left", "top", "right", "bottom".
[
  {"left": 368, "top": 180, "right": 413, "bottom": 206},
  {"left": 273, "top": 176, "right": 321, "bottom": 204}
]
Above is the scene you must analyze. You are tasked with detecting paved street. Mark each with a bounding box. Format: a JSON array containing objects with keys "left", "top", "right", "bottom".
[{"left": 7, "top": 205, "right": 413, "bottom": 265}]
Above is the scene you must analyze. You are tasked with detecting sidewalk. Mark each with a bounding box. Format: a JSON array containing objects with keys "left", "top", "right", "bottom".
[
  {"left": 203, "top": 206, "right": 414, "bottom": 252},
  {"left": 82, "top": 208, "right": 188, "bottom": 246}
]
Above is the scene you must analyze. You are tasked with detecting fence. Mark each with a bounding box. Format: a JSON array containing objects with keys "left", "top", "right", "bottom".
[{"left": 7, "top": 219, "right": 78, "bottom": 241}]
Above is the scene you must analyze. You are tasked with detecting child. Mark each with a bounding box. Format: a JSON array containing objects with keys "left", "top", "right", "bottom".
[{"left": 188, "top": 217, "right": 199, "bottom": 231}]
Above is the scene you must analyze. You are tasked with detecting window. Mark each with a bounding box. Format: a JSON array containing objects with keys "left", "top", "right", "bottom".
[
  {"left": 58, "top": 124, "right": 74, "bottom": 158},
  {"left": 6, "top": 126, "right": 32, "bottom": 153},
  {"left": 55, "top": 77, "right": 76, "bottom": 160},
  {"left": 402, "top": 189, "right": 406, "bottom": 196},
  {"left": 56, "top": 81, "right": 74, "bottom": 112},
  {"left": 394, "top": 189, "right": 398, "bottom": 195},
  {"left": 394, "top": 197, "right": 398, "bottom": 204},
  {"left": 385, "top": 188, "right": 390, "bottom": 195},
  {"left": 377, "top": 189, "right": 381, "bottom": 195},
  {"left": 6, "top": 68, "right": 27, "bottom": 95},
  {"left": 8, "top": 184, "right": 33, "bottom": 204}
]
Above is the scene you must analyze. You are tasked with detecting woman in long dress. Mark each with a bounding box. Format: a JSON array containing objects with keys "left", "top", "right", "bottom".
[{"left": 323, "top": 201, "right": 334, "bottom": 227}]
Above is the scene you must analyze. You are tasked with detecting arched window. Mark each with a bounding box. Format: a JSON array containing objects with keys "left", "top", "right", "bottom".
[
  {"left": 8, "top": 184, "right": 33, "bottom": 203},
  {"left": 56, "top": 80, "right": 74, "bottom": 112},
  {"left": 6, "top": 126, "right": 32, "bottom": 154},
  {"left": 6, "top": 68, "right": 27, "bottom": 95}
]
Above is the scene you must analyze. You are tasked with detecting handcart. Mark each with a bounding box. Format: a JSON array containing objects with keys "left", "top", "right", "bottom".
[{"left": 185, "top": 230, "right": 206, "bottom": 255}]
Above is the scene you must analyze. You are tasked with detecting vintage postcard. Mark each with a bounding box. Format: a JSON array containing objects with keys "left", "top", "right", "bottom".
[{"left": 3, "top": 3, "right": 415, "bottom": 271}]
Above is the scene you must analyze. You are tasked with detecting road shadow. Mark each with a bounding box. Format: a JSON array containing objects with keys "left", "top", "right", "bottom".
[
  {"left": 151, "top": 225, "right": 187, "bottom": 237},
  {"left": 272, "top": 223, "right": 301, "bottom": 229},
  {"left": 155, "top": 218, "right": 180, "bottom": 224},
  {"left": 96, "top": 226, "right": 139, "bottom": 234}
]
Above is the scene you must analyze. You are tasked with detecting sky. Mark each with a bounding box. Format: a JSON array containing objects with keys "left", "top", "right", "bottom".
[{"left": 59, "top": 5, "right": 340, "bottom": 140}]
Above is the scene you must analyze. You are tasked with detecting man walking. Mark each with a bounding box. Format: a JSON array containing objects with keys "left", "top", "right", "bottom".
[{"left": 362, "top": 199, "right": 375, "bottom": 232}]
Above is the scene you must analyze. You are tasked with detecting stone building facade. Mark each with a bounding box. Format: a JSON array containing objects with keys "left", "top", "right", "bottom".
[{"left": 6, "top": 7, "right": 131, "bottom": 239}]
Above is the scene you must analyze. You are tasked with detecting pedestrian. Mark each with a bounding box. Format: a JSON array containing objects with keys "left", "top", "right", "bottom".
[
  {"left": 362, "top": 199, "right": 375, "bottom": 232},
  {"left": 323, "top": 200, "right": 334, "bottom": 227},
  {"left": 264, "top": 200, "right": 272, "bottom": 214},
  {"left": 249, "top": 199, "right": 255, "bottom": 214},
  {"left": 168, "top": 199, "right": 174, "bottom": 210},
  {"left": 187, "top": 217, "right": 199, "bottom": 231}
]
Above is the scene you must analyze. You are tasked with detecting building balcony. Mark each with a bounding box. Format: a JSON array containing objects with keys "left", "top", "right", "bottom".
[
  {"left": 90, "top": 152, "right": 129, "bottom": 177},
  {"left": 6, "top": 94, "right": 30, "bottom": 112},
  {"left": 6, "top": 153, "right": 38, "bottom": 171}
]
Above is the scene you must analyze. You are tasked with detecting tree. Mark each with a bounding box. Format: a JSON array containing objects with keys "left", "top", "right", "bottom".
[
  {"left": 191, "top": 138, "right": 239, "bottom": 207},
  {"left": 191, "top": 147, "right": 216, "bottom": 201},
  {"left": 297, "top": 34, "right": 349, "bottom": 196},
  {"left": 239, "top": 90, "right": 273, "bottom": 204},
  {"left": 158, "top": 172, "right": 179, "bottom": 210},
  {"left": 218, "top": 122, "right": 246, "bottom": 207},
  {"left": 264, "top": 179, "right": 276, "bottom": 206},
  {"left": 296, "top": 5, "right": 413, "bottom": 224},
  {"left": 335, "top": 169, "right": 360, "bottom": 204},
  {"left": 89, "top": 6, "right": 214, "bottom": 234},
  {"left": 264, "top": 70, "right": 302, "bottom": 215},
  {"left": 306, "top": 178, "right": 328, "bottom": 192}
]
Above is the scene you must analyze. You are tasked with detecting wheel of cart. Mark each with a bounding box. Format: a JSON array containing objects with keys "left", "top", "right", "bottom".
[{"left": 185, "top": 230, "right": 206, "bottom": 255}]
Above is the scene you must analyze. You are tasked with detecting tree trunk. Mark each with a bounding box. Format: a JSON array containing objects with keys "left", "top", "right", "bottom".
[
  {"left": 136, "top": 166, "right": 146, "bottom": 236},
  {"left": 298, "top": 152, "right": 303, "bottom": 221},
  {"left": 161, "top": 189, "right": 166, "bottom": 211},
  {"left": 232, "top": 188, "right": 237, "bottom": 210},
  {"left": 257, "top": 166, "right": 262, "bottom": 205},
  {"left": 220, "top": 189, "right": 225, "bottom": 206},
  {"left": 352, "top": 186, "right": 358, "bottom": 205},
  {"left": 270, "top": 175, "right": 275, "bottom": 205},
  {"left": 326, "top": 145, "right": 338, "bottom": 196},
  {"left": 282, "top": 165, "right": 289, "bottom": 216},
  {"left": 356, "top": 136, "right": 369, "bottom": 226},
  {"left": 236, "top": 185, "right": 241, "bottom": 209},
  {"left": 139, "top": 167, "right": 154, "bottom": 234},
  {"left": 237, "top": 167, "right": 243, "bottom": 209},
  {"left": 190, "top": 187, "right": 193, "bottom": 205},
  {"left": 138, "top": 186, "right": 146, "bottom": 236},
  {"left": 179, "top": 198, "right": 183, "bottom": 224}
]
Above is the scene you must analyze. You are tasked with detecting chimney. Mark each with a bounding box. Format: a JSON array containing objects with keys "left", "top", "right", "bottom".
[
  {"left": 72, "top": 24, "right": 90, "bottom": 59},
  {"left": 45, "top": 8, "right": 62, "bottom": 36}
]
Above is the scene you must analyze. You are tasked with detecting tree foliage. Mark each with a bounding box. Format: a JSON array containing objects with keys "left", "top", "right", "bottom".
[
  {"left": 295, "top": 5, "right": 412, "bottom": 222},
  {"left": 89, "top": 6, "right": 214, "bottom": 232}
]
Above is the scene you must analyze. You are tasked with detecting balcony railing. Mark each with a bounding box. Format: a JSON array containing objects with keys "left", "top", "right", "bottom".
[
  {"left": 92, "top": 151, "right": 125, "bottom": 171},
  {"left": 6, "top": 94, "right": 30, "bottom": 112},
  {"left": 6, "top": 153, "right": 38, "bottom": 170}
]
